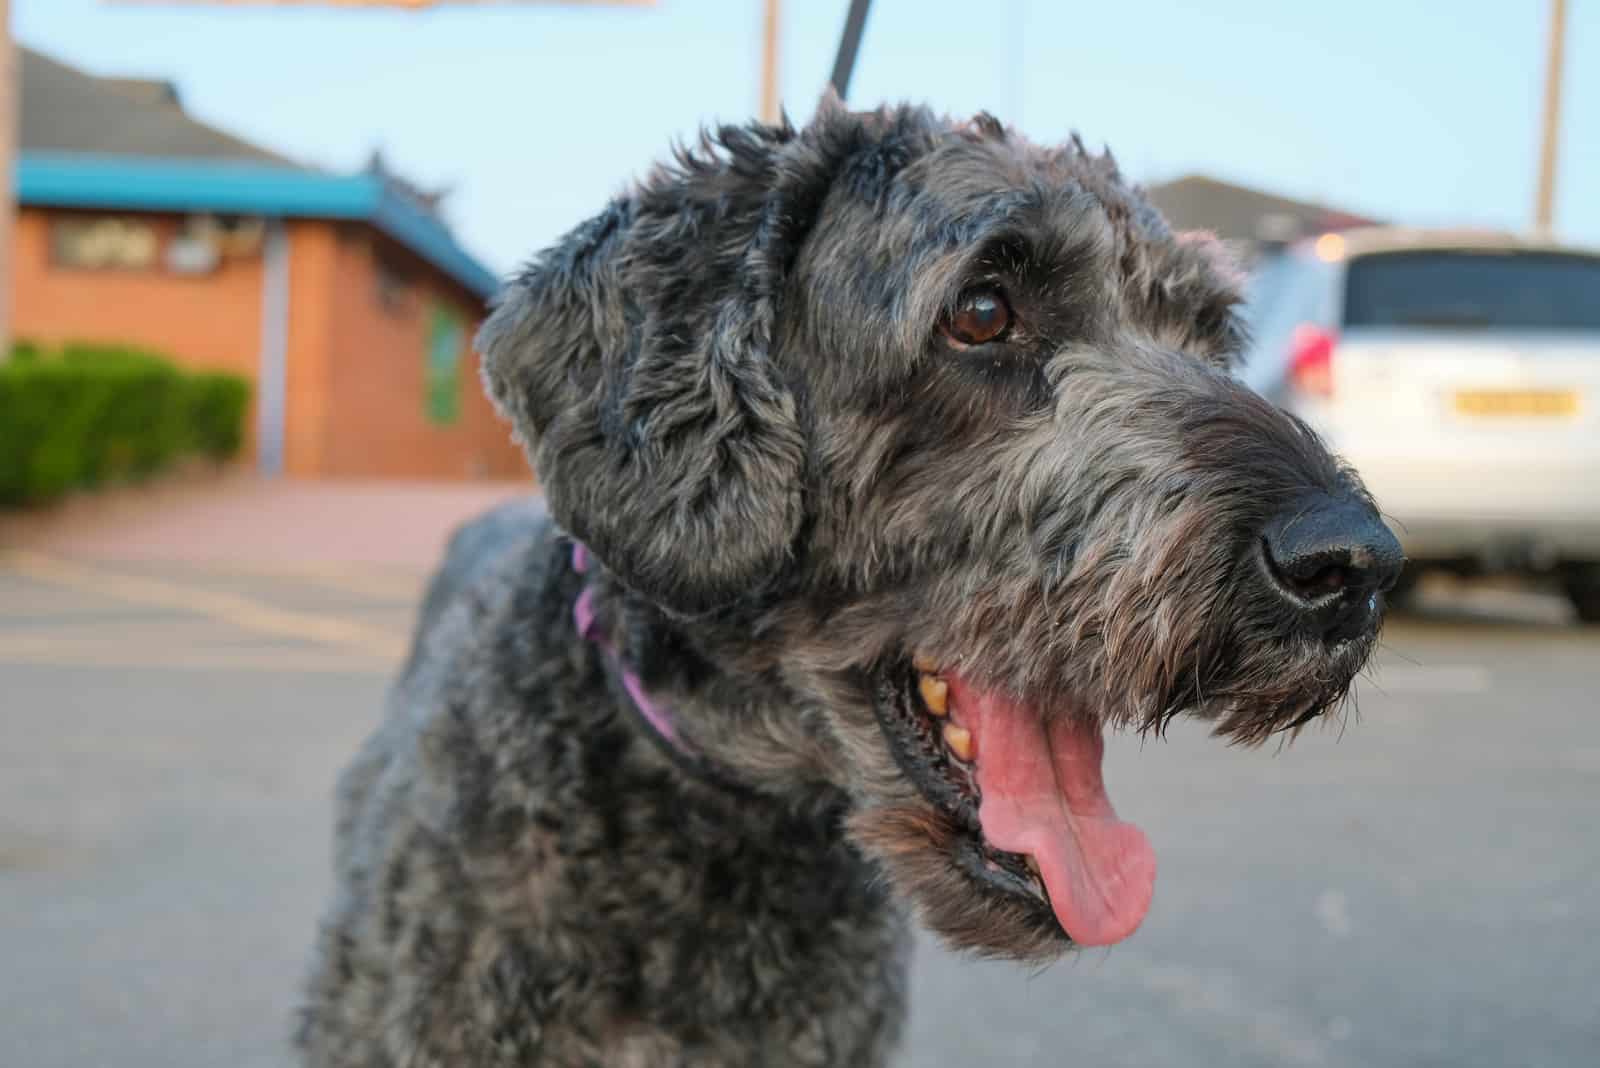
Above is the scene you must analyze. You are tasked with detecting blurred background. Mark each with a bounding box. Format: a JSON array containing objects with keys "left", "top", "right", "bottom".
[{"left": 1, "top": 2, "right": 1597, "bottom": 1066}]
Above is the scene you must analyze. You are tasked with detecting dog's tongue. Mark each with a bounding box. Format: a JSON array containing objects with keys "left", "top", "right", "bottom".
[{"left": 950, "top": 678, "right": 1157, "bottom": 946}]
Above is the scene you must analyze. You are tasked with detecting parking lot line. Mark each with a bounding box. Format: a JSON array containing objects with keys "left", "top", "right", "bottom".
[
  {"left": 153, "top": 558, "right": 428, "bottom": 602},
  {"left": 0, "top": 633, "right": 393, "bottom": 674},
  {"left": 0, "top": 550, "right": 408, "bottom": 660}
]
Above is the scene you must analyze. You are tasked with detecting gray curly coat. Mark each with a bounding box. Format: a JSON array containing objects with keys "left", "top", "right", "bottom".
[{"left": 296, "top": 99, "right": 1386, "bottom": 1066}]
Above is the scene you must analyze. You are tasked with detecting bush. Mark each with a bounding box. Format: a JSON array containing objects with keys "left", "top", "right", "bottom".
[
  {"left": 9, "top": 339, "right": 44, "bottom": 364},
  {"left": 0, "top": 342, "right": 252, "bottom": 506},
  {"left": 184, "top": 373, "right": 253, "bottom": 460}
]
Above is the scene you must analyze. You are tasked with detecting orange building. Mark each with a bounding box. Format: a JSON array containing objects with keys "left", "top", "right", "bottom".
[{"left": 11, "top": 47, "right": 525, "bottom": 481}]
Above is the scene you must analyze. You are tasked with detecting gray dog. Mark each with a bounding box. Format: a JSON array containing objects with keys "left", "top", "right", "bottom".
[{"left": 297, "top": 99, "right": 1401, "bottom": 1066}]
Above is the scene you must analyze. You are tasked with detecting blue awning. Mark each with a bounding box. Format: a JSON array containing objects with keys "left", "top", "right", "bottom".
[{"left": 16, "top": 152, "right": 500, "bottom": 300}]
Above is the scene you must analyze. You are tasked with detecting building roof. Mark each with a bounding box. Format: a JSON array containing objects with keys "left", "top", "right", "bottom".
[
  {"left": 19, "top": 47, "right": 295, "bottom": 165},
  {"left": 1144, "top": 174, "right": 1380, "bottom": 247},
  {"left": 16, "top": 46, "right": 498, "bottom": 300}
]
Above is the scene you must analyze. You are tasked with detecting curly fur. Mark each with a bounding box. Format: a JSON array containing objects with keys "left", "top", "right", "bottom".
[{"left": 297, "top": 100, "right": 1390, "bottom": 1065}]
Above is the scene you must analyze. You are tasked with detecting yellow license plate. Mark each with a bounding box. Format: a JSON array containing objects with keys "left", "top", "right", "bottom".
[{"left": 1453, "top": 390, "right": 1580, "bottom": 418}]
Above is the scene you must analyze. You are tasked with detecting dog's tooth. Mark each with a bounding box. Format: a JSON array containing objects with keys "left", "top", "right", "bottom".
[
  {"left": 918, "top": 674, "right": 949, "bottom": 716},
  {"left": 942, "top": 723, "right": 973, "bottom": 761},
  {"left": 913, "top": 653, "right": 939, "bottom": 673},
  {"left": 1024, "top": 855, "right": 1041, "bottom": 878}
]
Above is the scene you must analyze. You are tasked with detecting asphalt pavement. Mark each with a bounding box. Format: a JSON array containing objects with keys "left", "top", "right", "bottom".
[{"left": 2, "top": 555, "right": 1596, "bottom": 1067}]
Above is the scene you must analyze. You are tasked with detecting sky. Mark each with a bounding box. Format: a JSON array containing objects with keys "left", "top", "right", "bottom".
[{"left": 15, "top": 0, "right": 1600, "bottom": 278}]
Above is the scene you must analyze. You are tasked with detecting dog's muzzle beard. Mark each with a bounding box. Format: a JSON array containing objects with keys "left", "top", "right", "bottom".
[{"left": 858, "top": 543, "right": 1386, "bottom": 953}]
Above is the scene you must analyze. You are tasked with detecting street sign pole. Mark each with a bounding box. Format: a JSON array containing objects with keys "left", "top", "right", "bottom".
[
  {"left": 759, "top": 0, "right": 781, "bottom": 123},
  {"left": 1534, "top": 0, "right": 1568, "bottom": 235}
]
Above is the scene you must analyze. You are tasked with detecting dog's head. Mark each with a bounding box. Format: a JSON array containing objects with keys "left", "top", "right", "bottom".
[{"left": 480, "top": 102, "right": 1400, "bottom": 961}]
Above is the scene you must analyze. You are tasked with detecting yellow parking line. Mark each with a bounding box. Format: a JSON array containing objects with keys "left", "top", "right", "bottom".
[
  {"left": 0, "top": 618, "right": 257, "bottom": 645},
  {"left": 0, "top": 550, "right": 408, "bottom": 660},
  {"left": 0, "top": 635, "right": 394, "bottom": 674},
  {"left": 164, "top": 558, "right": 427, "bottom": 601}
]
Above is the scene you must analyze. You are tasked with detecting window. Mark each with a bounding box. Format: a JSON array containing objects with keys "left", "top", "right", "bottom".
[
  {"left": 1236, "top": 253, "right": 1333, "bottom": 396},
  {"left": 1343, "top": 251, "right": 1600, "bottom": 331},
  {"left": 51, "top": 216, "right": 159, "bottom": 270},
  {"left": 375, "top": 254, "right": 416, "bottom": 315}
]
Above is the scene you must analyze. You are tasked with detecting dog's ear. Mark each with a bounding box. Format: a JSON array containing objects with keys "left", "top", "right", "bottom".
[{"left": 480, "top": 120, "right": 837, "bottom": 617}]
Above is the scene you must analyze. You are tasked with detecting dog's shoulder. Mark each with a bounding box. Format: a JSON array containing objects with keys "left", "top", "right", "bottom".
[{"left": 330, "top": 496, "right": 561, "bottom": 867}]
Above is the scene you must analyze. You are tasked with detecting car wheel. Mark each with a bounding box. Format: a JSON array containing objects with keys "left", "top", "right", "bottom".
[{"left": 1565, "top": 568, "right": 1600, "bottom": 624}]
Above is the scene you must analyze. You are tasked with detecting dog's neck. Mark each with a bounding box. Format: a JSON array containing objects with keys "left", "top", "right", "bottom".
[
  {"left": 564, "top": 538, "right": 853, "bottom": 817},
  {"left": 570, "top": 541, "right": 761, "bottom": 798}
]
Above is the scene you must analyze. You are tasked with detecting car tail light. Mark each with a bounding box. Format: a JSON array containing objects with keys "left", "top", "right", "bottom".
[{"left": 1288, "top": 324, "right": 1337, "bottom": 397}]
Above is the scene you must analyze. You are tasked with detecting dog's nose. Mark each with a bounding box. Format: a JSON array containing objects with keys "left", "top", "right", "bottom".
[{"left": 1261, "top": 495, "right": 1404, "bottom": 643}]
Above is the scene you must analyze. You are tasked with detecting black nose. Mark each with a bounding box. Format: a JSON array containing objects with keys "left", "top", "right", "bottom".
[{"left": 1261, "top": 494, "right": 1405, "bottom": 643}]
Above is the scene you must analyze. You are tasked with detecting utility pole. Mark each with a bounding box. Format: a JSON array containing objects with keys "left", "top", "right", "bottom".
[
  {"left": 1, "top": 0, "right": 14, "bottom": 359},
  {"left": 759, "top": 0, "right": 780, "bottom": 123},
  {"left": 1534, "top": 0, "right": 1568, "bottom": 235}
]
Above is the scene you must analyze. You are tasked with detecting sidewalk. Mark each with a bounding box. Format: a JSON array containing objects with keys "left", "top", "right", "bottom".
[{"left": 0, "top": 468, "right": 536, "bottom": 568}]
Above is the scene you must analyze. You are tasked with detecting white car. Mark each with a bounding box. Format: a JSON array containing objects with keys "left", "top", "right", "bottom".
[{"left": 1238, "top": 227, "right": 1600, "bottom": 622}]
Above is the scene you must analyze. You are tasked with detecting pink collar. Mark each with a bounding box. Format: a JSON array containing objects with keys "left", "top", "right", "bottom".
[
  {"left": 571, "top": 542, "right": 682, "bottom": 745},
  {"left": 571, "top": 542, "right": 750, "bottom": 796}
]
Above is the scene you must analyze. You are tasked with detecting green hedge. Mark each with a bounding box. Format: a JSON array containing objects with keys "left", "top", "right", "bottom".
[
  {"left": 184, "top": 372, "right": 252, "bottom": 460},
  {"left": 0, "top": 342, "right": 253, "bottom": 507}
]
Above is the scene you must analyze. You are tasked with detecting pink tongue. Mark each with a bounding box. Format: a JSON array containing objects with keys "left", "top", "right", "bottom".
[{"left": 949, "top": 677, "right": 1157, "bottom": 946}]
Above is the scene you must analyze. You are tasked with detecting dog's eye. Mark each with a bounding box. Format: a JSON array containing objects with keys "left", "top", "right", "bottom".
[{"left": 941, "top": 287, "right": 1013, "bottom": 347}]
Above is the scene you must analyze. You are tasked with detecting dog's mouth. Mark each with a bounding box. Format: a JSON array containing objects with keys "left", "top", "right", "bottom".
[{"left": 872, "top": 656, "right": 1156, "bottom": 947}]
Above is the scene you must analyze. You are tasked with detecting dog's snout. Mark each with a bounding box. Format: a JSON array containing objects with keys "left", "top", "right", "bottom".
[{"left": 1261, "top": 495, "right": 1404, "bottom": 642}]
